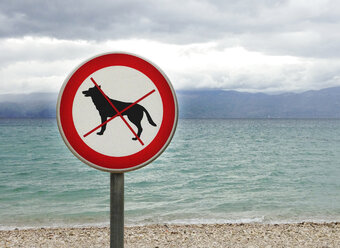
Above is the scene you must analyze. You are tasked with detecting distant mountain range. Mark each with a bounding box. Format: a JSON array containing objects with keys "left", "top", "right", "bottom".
[
  {"left": 177, "top": 87, "right": 340, "bottom": 118},
  {"left": 1, "top": 87, "right": 340, "bottom": 118},
  {"left": 0, "top": 92, "right": 57, "bottom": 118}
]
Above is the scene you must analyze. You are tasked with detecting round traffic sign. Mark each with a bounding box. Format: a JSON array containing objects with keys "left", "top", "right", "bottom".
[{"left": 57, "top": 52, "right": 178, "bottom": 172}]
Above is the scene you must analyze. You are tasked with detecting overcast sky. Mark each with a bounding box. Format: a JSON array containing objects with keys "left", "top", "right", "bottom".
[{"left": 1, "top": 0, "right": 340, "bottom": 94}]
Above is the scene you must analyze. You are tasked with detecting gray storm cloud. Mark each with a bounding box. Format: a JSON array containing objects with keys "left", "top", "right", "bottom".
[
  {"left": 2, "top": 0, "right": 338, "bottom": 54},
  {"left": 1, "top": 0, "right": 340, "bottom": 93}
]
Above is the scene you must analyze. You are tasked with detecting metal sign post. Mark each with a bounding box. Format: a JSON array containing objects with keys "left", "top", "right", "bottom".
[{"left": 110, "top": 173, "right": 124, "bottom": 248}]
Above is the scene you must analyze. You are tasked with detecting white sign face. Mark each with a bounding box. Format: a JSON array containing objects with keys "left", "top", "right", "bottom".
[
  {"left": 73, "top": 66, "right": 163, "bottom": 157},
  {"left": 57, "top": 52, "right": 178, "bottom": 172}
]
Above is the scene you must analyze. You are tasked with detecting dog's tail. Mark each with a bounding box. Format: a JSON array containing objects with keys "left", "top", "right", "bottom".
[{"left": 143, "top": 108, "right": 157, "bottom": 127}]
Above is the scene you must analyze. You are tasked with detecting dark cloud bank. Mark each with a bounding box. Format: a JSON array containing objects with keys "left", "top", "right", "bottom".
[{"left": 2, "top": 0, "right": 340, "bottom": 58}]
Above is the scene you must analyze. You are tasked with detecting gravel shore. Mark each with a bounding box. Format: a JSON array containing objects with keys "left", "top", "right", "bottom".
[{"left": 1, "top": 222, "right": 339, "bottom": 247}]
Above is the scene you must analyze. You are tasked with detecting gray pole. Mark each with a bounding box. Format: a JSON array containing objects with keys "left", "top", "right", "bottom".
[{"left": 110, "top": 173, "right": 124, "bottom": 248}]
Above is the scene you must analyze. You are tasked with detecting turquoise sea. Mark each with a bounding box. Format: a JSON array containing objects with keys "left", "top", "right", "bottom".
[{"left": 0, "top": 118, "right": 339, "bottom": 230}]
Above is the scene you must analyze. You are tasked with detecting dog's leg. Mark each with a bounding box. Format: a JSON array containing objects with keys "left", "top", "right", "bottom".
[
  {"left": 97, "top": 115, "right": 107, "bottom": 135},
  {"left": 127, "top": 114, "right": 143, "bottom": 140},
  {"left": 132, "top": 122, "right": 143, "bottom": 141}
]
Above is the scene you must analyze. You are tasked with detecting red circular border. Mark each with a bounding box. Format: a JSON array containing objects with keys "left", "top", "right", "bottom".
[{"left": 57, "top": 53, "right": 177, "bottom": 172}]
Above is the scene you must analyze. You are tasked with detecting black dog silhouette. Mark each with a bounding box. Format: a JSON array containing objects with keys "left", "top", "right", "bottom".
[{"left": 83, "top": 85, "right": 156, "bottom": 140}]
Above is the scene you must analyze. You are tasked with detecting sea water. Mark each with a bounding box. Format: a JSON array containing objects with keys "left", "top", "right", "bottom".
[{"left": 0, "top": 118, "right": 339, "bottom": 229}]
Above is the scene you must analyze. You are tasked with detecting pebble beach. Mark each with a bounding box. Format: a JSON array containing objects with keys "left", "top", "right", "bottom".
[{"left": 1, "top": 222, "right": 339, "bottom": 248}]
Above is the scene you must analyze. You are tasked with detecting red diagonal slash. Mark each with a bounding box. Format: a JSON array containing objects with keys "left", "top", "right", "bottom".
[
  {"left": 86, "top": 77, "right": 155, "bottom": 146},
  {"left": 83, "top": 88, "right": 156, "bottom": 138}
]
